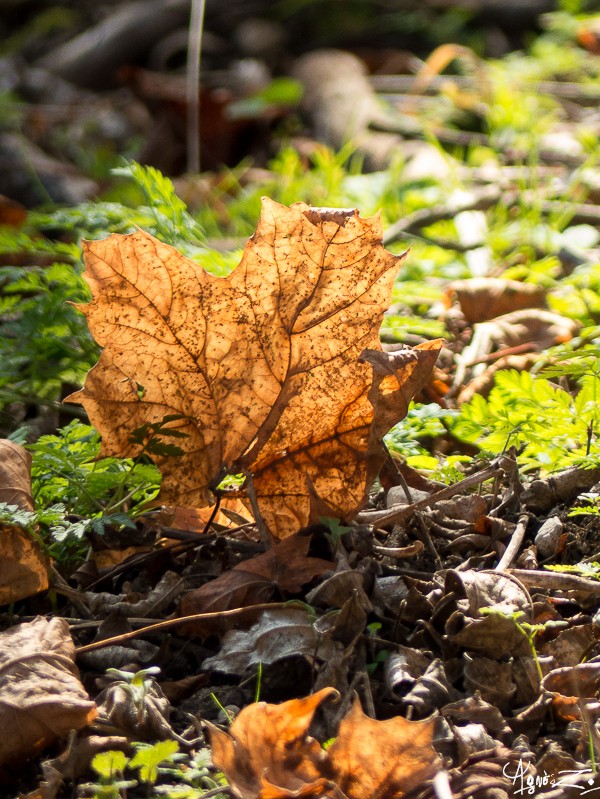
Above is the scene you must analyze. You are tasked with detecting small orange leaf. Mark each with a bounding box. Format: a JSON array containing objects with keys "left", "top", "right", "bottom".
[
  {"left": 328, "top": 698, "right": 440, "bottom": 799},
  {"left": 209, "top": 688, "right": 440, "bottom": 799},
  {"left": 209, "top": 688, "right": 337, "bottom": 799},
  {"left": 67, "top": 200, "right": 441, "bottom": 537}
]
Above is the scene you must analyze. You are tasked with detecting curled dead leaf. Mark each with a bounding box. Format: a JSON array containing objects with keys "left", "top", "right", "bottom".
[
  {"left": 67, "top": 200, "right": 441, "bottom": 537},
  {"left": 209, "top": 687, "right": 440, "bottom": 799},
  {"left": 180, "top": 531, "right": 334, "bottom": 628},
  {"left": 542, "top": 663, "right": 600, "bottom": 721},
  {"left": 202, "top": 606, "right": 342, "bottom": 674},
  {"left": 454, "top": 309, "right": 579, "bottom": 404},
  {"left": 0, "top": 617, "right": 97, "bottom": 773}
]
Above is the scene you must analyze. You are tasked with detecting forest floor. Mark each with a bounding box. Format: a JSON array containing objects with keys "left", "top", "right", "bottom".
[{"left": 3, "top": 3, "right": 600, "bottom": 798}]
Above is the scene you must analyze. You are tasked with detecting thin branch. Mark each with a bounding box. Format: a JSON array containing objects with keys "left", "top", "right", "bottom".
[
  {"left": 186, "top": 0, "right": 205, "bottom": 173},
  {"left": 495, "top": 513, "right": 529, "bottom": 571},
  {"left": 357, "top": 462, "right": 501, "bottom": 527},
  {"left": 508, "top": 569, "right": 600, "bottom": 596},
  {"left": 383, "top": 185, "right": 503, "bottom": 245},
  {"left": 75, "top": 601, "right": 300, "bottom": 655}
]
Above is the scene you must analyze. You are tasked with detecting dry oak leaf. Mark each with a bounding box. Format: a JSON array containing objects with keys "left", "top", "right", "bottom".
[
  {"left": 0, "top": 439, "right": 34, "bottom": 510},
  {"left": 0, "top": 520, "right": 50, "bottom": 604},
  {"left": 66, "top": 199, "right": 441, "bottom": 538},
  {"left": 0, "top": 617, "right": 97, "bottom": 774},
  {"left": 209, "top": 687, "right": 440, "bottom": 799},
  {"left": 0, "top": 441, "right": 50, "bottom": 603},
  {"left": 180, "top": 530, "right": 334, "bottom": 625}
]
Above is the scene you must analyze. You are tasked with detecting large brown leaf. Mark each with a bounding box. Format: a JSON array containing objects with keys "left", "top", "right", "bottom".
[
  {"left": 209, "top": 687, "right": 440, "bottom": 799},
  {"left": 67, "top": 200, "right": 441, "bottom": 537}
]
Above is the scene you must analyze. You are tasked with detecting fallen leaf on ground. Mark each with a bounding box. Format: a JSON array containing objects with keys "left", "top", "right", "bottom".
[
  {"left": 202, "top": 606, "right": 342, "bottom": 674},
  {"left": 0, "top": 520, "right": 50, "bottom": 604},
  {"left": 0, "top": 617, "right": 97, "bottom": 774},
  {"left": 157, "top": 497, "right": 251, "bottom": 532},
  {"left": 209, "top": 687, "right": 440, "bottom": 799},
  {"left": 542, "top": 663, "right": 600, "bottom": 721},
  {"left": 0, "top": 441, "right": 49, "bottom": 604},
  {"left": 327, "top": 698, "right": 440, "bottom": 798},
  {"left": 453, "top": 309, "right": 579, "bottom": 403},
  {"left": 67, "top": 200, "right": 441, "bottom": 537},
  {"left": 447, "top": 277, "right": 545, "bottom": 324},
  {"left": 181, "top": 531, "right": 334, "bottom": 622},
  {"left": 0, "top": 440, "right": 34, "bottom": 510},
  {"left": 182, "top": 569, "right": 275, "bottom": 627}
]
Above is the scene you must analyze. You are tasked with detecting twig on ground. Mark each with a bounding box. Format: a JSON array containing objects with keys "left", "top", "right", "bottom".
[
  {"left": 75, "top": 601, "right": 300, "bottom": 655},
  {"left": 200, "top": 787, "right": 232, "bottom": 798},
  {"left": 383, "top": 185, "right": 502, "bottom": 245},
  {"left": 508, "top": 569, "right": 600, "bottom": 596},
  {"left": 373, "top": 541, "right": 424, "bottom": 559},
  {"left": 495, "top": 513, "right": 529, "bottom": 571},
  {"left": 357, "top": 462, "right": 502, "bottom": 527}
]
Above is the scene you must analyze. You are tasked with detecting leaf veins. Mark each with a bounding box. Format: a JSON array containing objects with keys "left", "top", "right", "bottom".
[{"left": 67, "top": 199, "right": 441, "bottom": 537}]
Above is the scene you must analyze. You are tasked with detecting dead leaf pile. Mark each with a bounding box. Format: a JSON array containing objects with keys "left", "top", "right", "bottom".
[
  {"left": 5, "top": 200, "right": 600, "bottom": 799},
  {"left": 445, "top": 279, "right": 579, "bottom": 403}
]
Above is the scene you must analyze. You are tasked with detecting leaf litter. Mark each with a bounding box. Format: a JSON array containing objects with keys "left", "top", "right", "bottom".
[{"left": 3, "top": 201, "right": 600, "bottom": 799}]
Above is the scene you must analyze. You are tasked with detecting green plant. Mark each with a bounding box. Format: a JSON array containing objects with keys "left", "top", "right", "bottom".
[
  {"left": 110, "top": 162, "right": 205, "bottom": 247},
  {"left": 84, "top": 750, "right": 136, "bottom": 799},
  {"left": 129, "top": 739, "right": 180, "bottom": 784},
  {"left": 480, "top": 608, "right": 567, "bottom": 681},
  {"left": 567, "top": 493, "right": 600, "bottom": 517},
  {"left": 29, "top": 420, "right": 161, "bottom": 515},
  {"left": 0, "top": 230, "right": 95, "bottom": 425},
  {"left": 18, "top": 420, "right": 161, "bottom": 564},
  {"left": 385, "top": 402, "right": 457, "bottom": 459},
  {"left": 451, "top": 369, "right": 600, "bottom": 471},
  {"left": 81, "top": 741, "right": 228, "bottom": 799}
]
